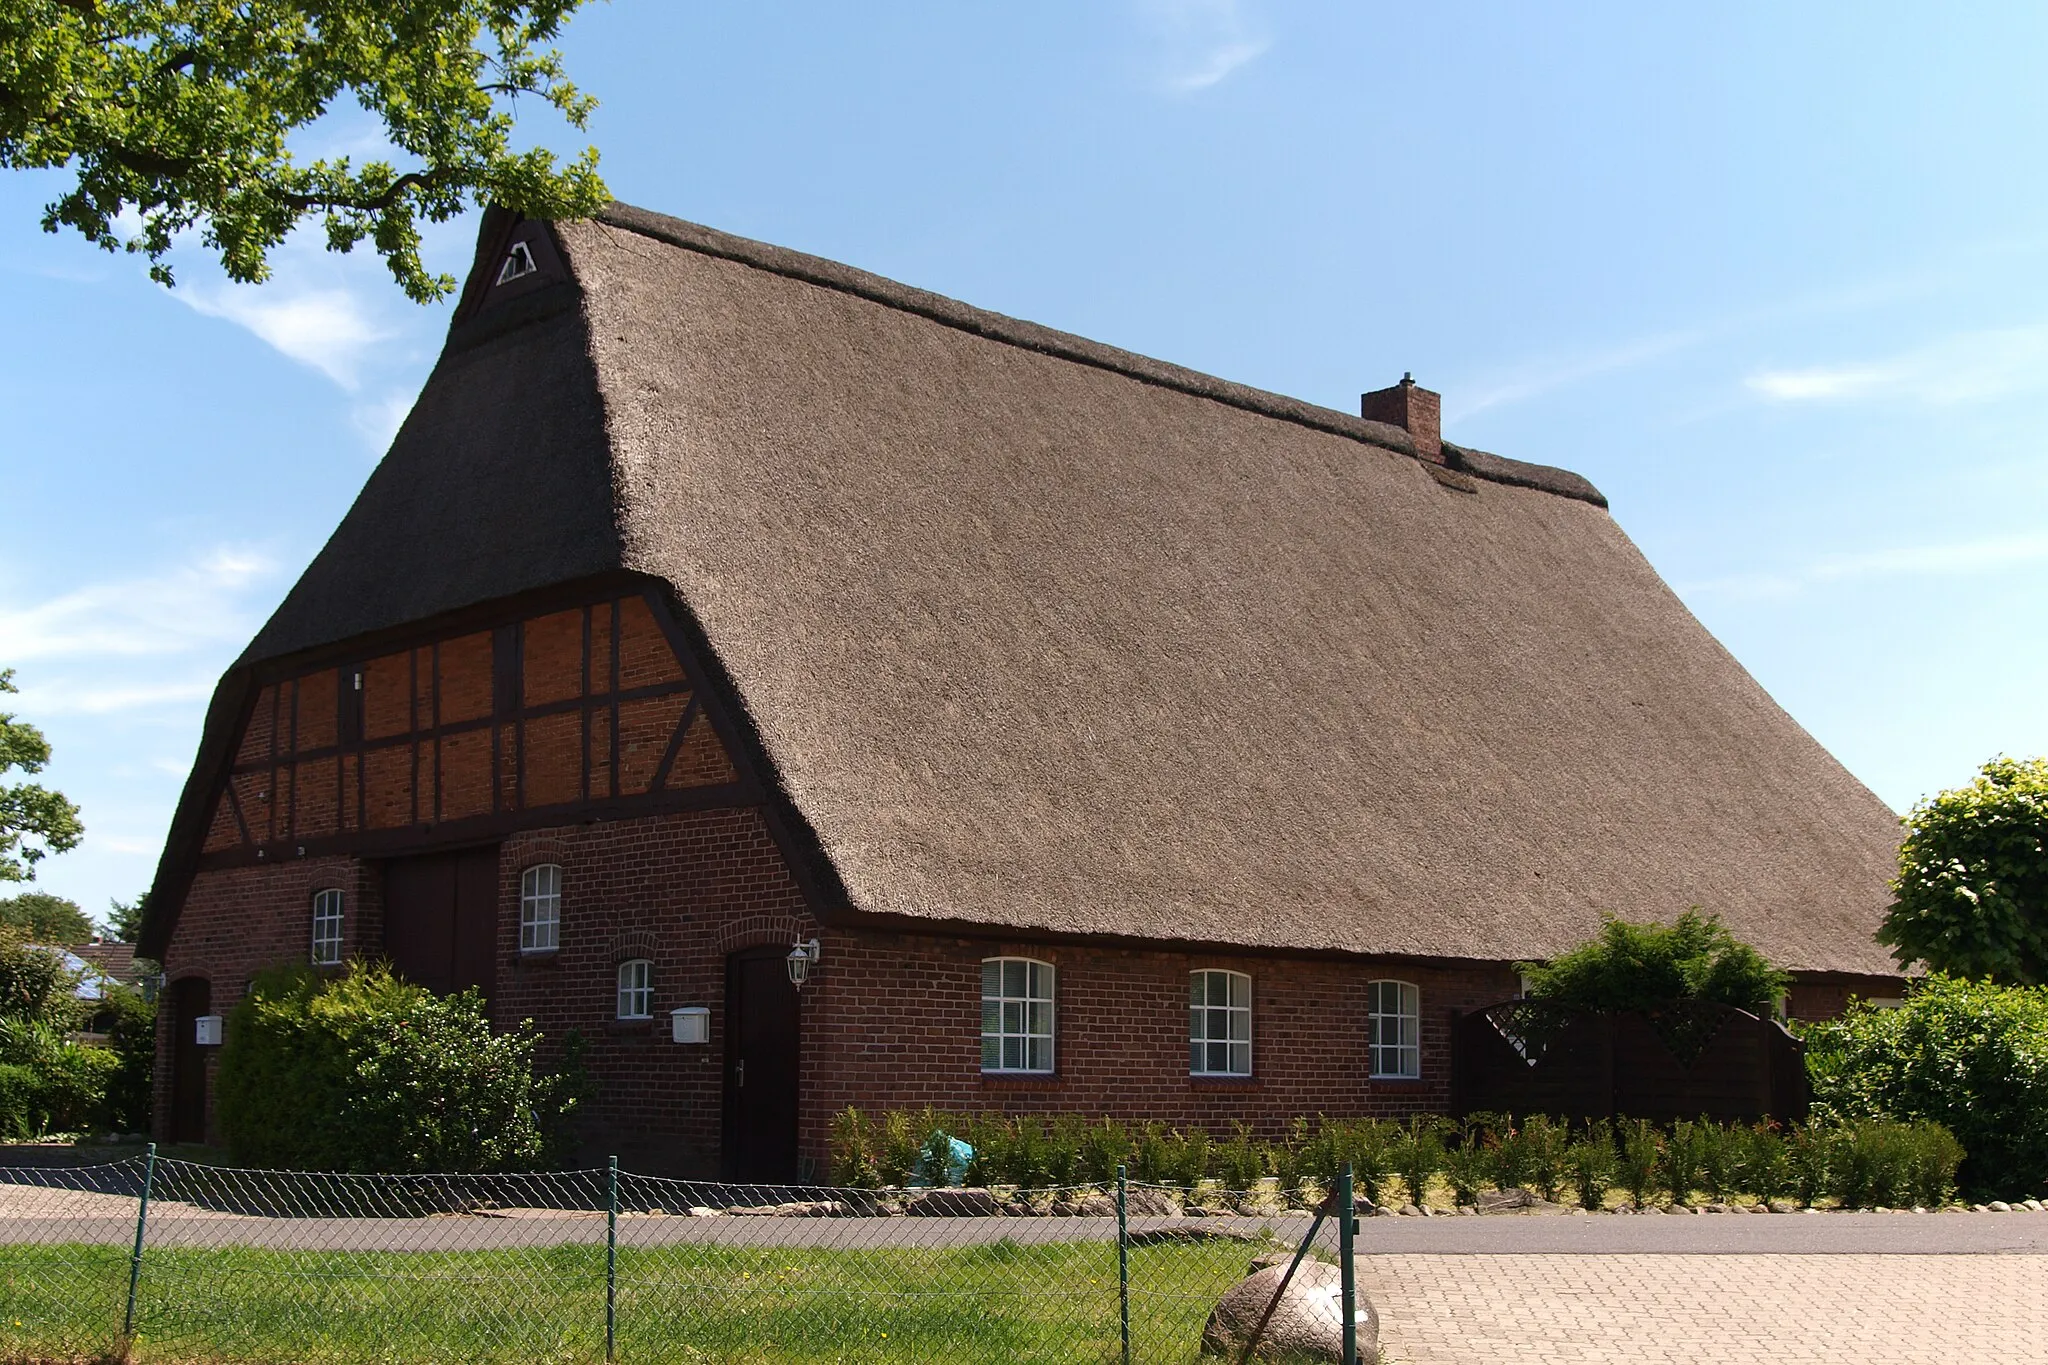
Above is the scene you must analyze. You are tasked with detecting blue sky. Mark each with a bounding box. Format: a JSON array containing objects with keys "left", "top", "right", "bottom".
[{"left": 5, "top": 1, "right": 2047, "bottom": 925}]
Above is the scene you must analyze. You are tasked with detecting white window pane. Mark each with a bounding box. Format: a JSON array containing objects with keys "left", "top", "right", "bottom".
[
  {"left": 1229, "top": 1041, "right": 1251, "bottom": 1075},
  {"left": 982, "top": 999, "right": 1000, "bottom": 1032},
  {"left": 1028, "top": 1000, "right": 1051, "bottom": 1037},
  {"left": 1228, "top": 1009, "right": 1250, "bottom": 1043},
  {"left": 1027, "top": 1036, "right": 1049, "bottom": 1072},
  {"left": 982, "top": 1036, "right": 1001, "bottom": 1069},
  {"left": 1032, "top": 962, "right": 1053, "bottom": 1000},
  {"left": 1003, "top": 1037, "right": 1023, "bottom": 1070},
  {"left": 1003, "top": 1001, "right": 1023, "bottom": 1034},
  {"left": 1004, "top": 960, "right": 1026, "bottom": 997},
  {"left": 1229, "top": 973, "right": 1250, "bottom": 1009}
]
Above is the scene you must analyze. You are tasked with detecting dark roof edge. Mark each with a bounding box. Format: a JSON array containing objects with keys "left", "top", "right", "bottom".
[{"left": 594, "top": 204, "right": 1609, "bottom": 509}]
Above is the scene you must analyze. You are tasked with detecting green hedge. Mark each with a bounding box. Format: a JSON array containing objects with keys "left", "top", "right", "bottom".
[
  {"left": 828, "top": 1108, "right": 1965, "bottom": 1210},
  {"left": 215, "top": 963, "right": 585, "bottom": 1172},
  {"left": 1806, "top": 974, "right": 2048, "bottom": 1199}
]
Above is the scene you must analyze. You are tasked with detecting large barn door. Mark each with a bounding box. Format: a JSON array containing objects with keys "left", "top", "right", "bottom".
[
  {"left": 169, "top": 977, "right": 211, "bottom": 1144},
  {"left": 722, "top": 947, "right": 801, "bottom": 1183},
  {"left": 383, "top": 847, "right": 500, "bottom": 1000}
]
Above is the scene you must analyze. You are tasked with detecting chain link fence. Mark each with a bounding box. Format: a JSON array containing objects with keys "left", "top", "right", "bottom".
[{"left": 2, "top": 1152, "right": 1359, "bottom": 1363}]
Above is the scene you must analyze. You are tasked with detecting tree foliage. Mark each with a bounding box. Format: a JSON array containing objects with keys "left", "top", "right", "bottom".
[
  {"left": 1806, "top": 974, "right": 2048, "bottom": 1199},
  {"left": 1880, "top": 755, "right": 2048, "bottom": 984},
  {"left": 216, "top": 961, "right": 584, "bottom": 1171},
  {"left": 0, "top": 670, "right": 83, "bottom": 883},
  {"left": 106, "top": 890, "right": 149, "bottom": 943},
  {"left": 1, "top": 0, "right": 608, "bottom": 303},
  {"left": 0, "top": 926, "right": 119, "bottom": 1138},
  {"left": 1517, "top": 908, "right": 1790, "bottom": 1015},
  {"left": 0, "top": 890, "right": 93, "bottom": 942}
]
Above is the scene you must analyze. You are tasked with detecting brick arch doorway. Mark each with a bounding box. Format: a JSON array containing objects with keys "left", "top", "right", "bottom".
[{"left": 722, "top": 945, "right": 800, "bottom": 1183}]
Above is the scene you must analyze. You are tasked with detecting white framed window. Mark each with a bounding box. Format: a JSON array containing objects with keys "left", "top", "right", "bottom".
[
  {"left": 617, "top": 959, "right": 653, "bottom": 1020},
  {"left": 1190, "top": 969, "right": 1252, "bottom": 1076},
  {"left": 1369, "top": 979, "right": 1421, "bottom": 1079},
  {"left": 310, "top": 889, "right": 344, "bottom": 966},
  {"left": 520, "top": 864, "right": 562, "bottom": 952},
  {"left": 981, "top": 957, "right": 1055, "bottom": 1073}
]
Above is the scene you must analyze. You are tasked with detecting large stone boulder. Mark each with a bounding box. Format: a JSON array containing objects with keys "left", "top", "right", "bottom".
[{"left": 1200, "top": 1260, "right": 1379, "bottom": 1362}]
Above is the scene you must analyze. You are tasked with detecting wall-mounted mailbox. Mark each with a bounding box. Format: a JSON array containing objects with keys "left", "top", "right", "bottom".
[
  {"left": 194, "top": 1015, "right": 224, "bottom": 1046},
  {"left": 671, "top": 1006, "right": 710, "bottom": 1045}
]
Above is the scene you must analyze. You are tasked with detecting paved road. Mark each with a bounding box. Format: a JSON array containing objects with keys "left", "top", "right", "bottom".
[{"left": 1359, "top": 1252, "right": 2048, "bottom": 1364}]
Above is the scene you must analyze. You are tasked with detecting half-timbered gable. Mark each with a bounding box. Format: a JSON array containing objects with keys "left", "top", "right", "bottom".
[{"left": 197, "top": 586, "right": 741, "bottom": 866}]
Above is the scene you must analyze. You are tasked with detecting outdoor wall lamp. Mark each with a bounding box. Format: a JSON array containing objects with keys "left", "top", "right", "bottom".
[{"left": 785, "top": 936, "right": 821, "bottom": 990}]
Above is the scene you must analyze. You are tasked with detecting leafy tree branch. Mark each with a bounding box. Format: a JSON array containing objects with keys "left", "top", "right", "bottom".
[{"left": 1, "top": 0, "right": 610, "bottom": 303}]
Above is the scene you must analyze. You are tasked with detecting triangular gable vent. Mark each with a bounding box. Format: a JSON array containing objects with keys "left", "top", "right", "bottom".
[{"left": 497, "top": 241, "right": 538, "bottom": 285}]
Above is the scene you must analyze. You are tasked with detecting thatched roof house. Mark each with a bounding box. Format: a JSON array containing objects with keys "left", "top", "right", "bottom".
[{"left": 144, "top": 203, "right": 1901, "bottom": 979}]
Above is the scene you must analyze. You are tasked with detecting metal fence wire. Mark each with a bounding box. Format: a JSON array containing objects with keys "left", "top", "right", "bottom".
[{"left": 1, "top": 1150, "right": 1362, "bottom": 1364}]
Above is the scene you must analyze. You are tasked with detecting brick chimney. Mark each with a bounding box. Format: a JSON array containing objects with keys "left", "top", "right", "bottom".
[{"left": 1360, "top": 374, "right": 1442, "bottom": 465}]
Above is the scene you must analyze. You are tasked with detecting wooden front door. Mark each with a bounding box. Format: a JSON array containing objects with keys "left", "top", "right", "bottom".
[
  {"left": 383, "top": 847, "right": 499, "bottom": 999},
  {"left": 722, "top": 947, "right": 801, "bottom": 1184},
  {"left": 169, "top": 977, "right": 211, "bottom": 1144}
]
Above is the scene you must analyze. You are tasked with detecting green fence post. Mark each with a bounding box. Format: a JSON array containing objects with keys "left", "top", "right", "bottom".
[
  {"left": 1338, "top": 1161, "right": 1357, "bottom": 1365},
  {"left": 1116, "top": 1163, "right": 1131, "bottom": 1365},
  {"left": 606, "top": 1156, "right": 619, "bottom": 1362},
  {"left": 122, "top": 1142, "right": 157, "bottom": 1339}
]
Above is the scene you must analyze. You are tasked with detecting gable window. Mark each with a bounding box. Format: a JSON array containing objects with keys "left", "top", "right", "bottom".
[
  {"left": 1190, "top": 969, "right": 1252, "bottom": 1076},
  {"left": 981, "top": 957, "right": 1054, "bottom": 1073},
  {"left": 617, "top": 959, "right": 653, "bottom": 1020},
  {"left": 1369, "top": 979, "right": 1421, "bottom": 1079},
  {"left": 310, "top": 889, "right": 344, "bottom": 966},
  {"left": 520, "top": 864, "right": 562, "bottom": 952}
]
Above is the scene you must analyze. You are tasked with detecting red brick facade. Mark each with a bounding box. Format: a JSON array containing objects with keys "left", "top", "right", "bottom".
[
  {"left": 158, "top": 801, "right": 1524, "bottom": 1174},
  {"left": 154, "top": 581, "right": 1900, "bottom": 1177}
]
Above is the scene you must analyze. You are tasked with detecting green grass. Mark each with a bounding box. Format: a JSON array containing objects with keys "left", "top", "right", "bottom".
[{"left": 1, "top": 1237, "right": 1268, "bottom": 1364}]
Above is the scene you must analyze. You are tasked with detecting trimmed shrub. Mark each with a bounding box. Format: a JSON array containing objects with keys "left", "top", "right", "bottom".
[
  {"left": 1519, "top": 1115, "right": 1569, "bottom": 1203},
  {"left": 1518, "top": 908, "right": 1789, "bottom": 1014},
  {"left": 1567, "top": 1121, "right": 1615, "bottom": 1210},
  {"left": 1617, "top": 1119, "right": 1663, "bottom": 1208},
  {"left": 1805, "top": 974, "right": 2048, "bottom": 1199},
  {"left": 1744, "top": 1123, "right": 1790, "bottom": 1205},
  {"left": 1659, "top": 1118, "right": 1708, "bottom": 1206},
  {"left": 214, "top": 962, "right": 582, "bottom": 1172},
  {"left": 1787, "top": 1123, "right": 1830, "bottom": 1208},
  {"left": 1392, "top": 1116, "right": 1445, "bottom": 1207},
  {"left": 1441, "top": 1133, "right": 1490, "bottom": 1207}
]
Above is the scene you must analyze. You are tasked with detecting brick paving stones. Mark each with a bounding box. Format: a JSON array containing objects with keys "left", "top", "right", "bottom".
[{"left": 1356, "top": 1253, "right": 2048, "bottom": 1364}]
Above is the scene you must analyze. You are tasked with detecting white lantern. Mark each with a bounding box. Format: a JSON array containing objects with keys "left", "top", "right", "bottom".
[{"left": 785, "top": 937, "right": 821, "bottom": 989}]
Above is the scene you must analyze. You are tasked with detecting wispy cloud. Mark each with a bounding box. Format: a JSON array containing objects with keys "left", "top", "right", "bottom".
[
  {"left": 178, "top": 283, "right": 391, "bottom": 391},
  {"left": 1681, "top": 532, "right": 2048, "bottom": 601},
  {"left": 0, "top": 546, "right": 277, "bottom": 663},
  {"left": 1451, "top": 328, "right": 1707, "bottom": 420},
  {"left": 1138, "top": 0, "right": 1270, "bottom": 93},
  {"left": 1746, "top": 323, "right": 2048, "bottom": 406}
]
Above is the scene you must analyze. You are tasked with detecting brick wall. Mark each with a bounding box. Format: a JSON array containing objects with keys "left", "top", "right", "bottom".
[
  {"left": 795, "top": 931, "right": 1519, "bottom": 1171},
  {"left": 156, "top": 809, "right": 1893, "bottom": 1175}
]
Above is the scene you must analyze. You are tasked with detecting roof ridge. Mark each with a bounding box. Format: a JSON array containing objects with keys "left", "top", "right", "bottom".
[{"left": 591, "top": 203, "right": 1606, "bottom": 508}]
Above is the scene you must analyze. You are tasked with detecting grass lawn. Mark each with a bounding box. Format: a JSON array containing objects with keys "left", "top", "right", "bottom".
[{"left": 1, "top": 1237, "right": 1266, "bottom": 1364}]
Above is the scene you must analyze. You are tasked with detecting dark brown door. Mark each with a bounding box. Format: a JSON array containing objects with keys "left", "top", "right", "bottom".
[
  {"left": 723, "top": 947, "right": 801, "bottom": 1184},
  {"left": 169, "top": 977, "right": 211, "bottom": 1144},
  {"left": 383, "top": 847, "right": 499, "bottom": 999}
]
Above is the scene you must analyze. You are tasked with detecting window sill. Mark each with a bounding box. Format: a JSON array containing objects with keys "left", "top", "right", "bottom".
[
  {"left": 1370, "top": 1075, "right": 1426, "bottom": 1086},
  {"left": 606, "top": 1018, "right": 655, "bottom": 1036},
  {"left": 514, "top": 949, "right": 561, "bottom": 968},
  {"left": 1189, "top": 1075, "right": 1260, "bottom": 1091},
  {"left": 981, "top": 1072, "right": 1061, "bottom": 1091}
]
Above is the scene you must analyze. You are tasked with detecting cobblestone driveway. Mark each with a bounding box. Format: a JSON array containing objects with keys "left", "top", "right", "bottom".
[{"left": 1358, "top": 1253, "right": 2048, "bottom": 1364}]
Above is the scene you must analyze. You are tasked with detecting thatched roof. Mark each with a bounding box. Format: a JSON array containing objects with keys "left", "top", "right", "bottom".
[{"left": 145, "top": 205, "right": 1903, "bottom": 974}]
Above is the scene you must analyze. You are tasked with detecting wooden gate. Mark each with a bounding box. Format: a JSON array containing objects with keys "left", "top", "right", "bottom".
[{"left": 1450, "top": 999, "right": 1807, "bottom": 1124}]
